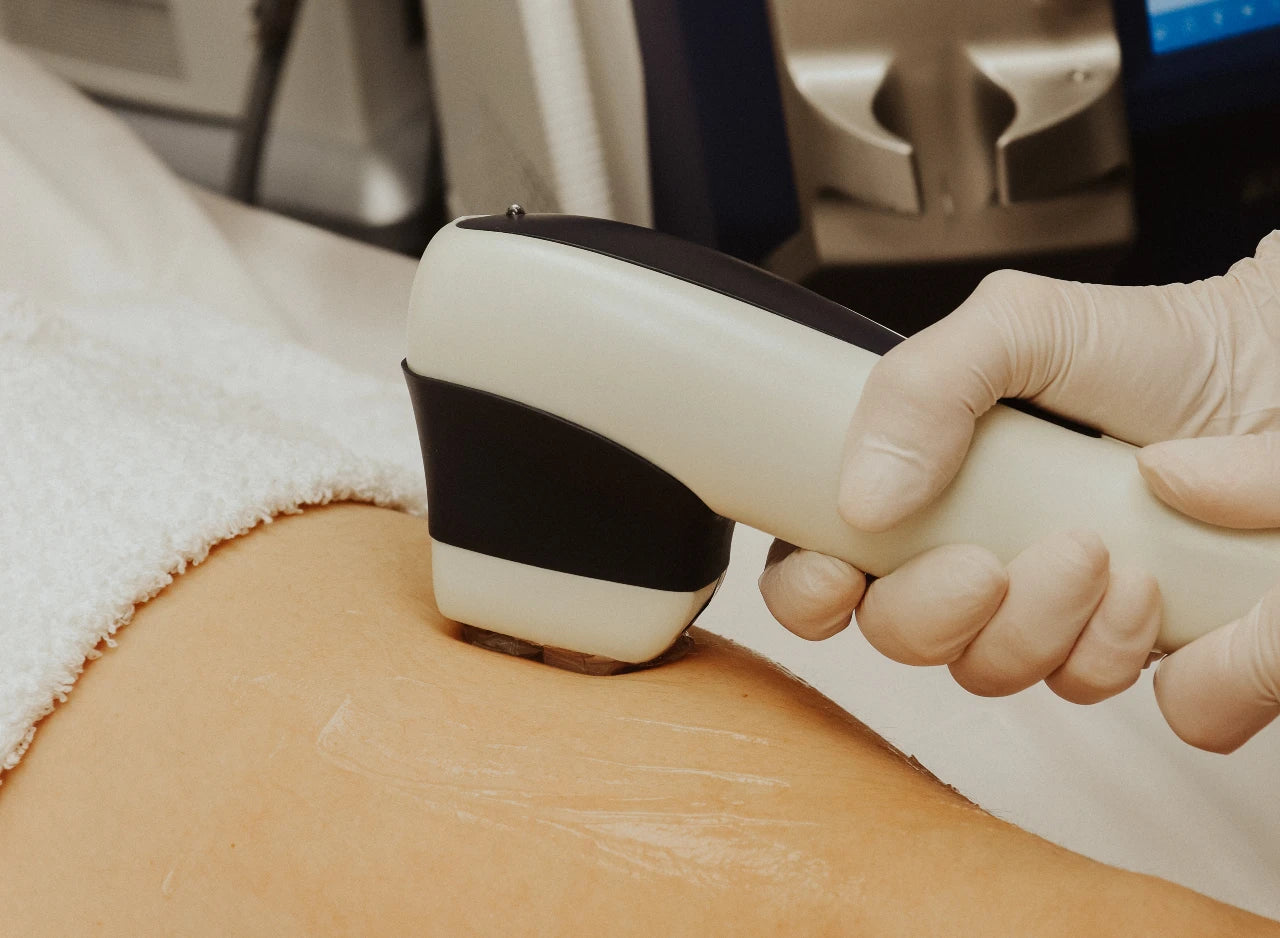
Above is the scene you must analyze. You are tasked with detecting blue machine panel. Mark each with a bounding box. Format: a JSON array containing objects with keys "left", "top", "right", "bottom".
[{"left": 1147, "top": 0, "right": 1280, "bottom": 53}]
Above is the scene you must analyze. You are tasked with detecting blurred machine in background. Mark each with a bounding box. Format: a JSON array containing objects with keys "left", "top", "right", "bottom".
[
  {"left": 0, "top": 0, "right": 436, "bottom": 251},
  {"left": 4, "top": 1, "right": 1274, "bottom": 322},
  {"left": 423, "top": 0, "right": 652, "bottom": 230},
  {"left": 768, "top": 0, "right": 1133, "bottom": 269},
  {"left": 426, "top": 0, "right": 1280, "bottom": 333},
  {"left": 1114, "top": 0, "right": 1280, "bottom": 284}
]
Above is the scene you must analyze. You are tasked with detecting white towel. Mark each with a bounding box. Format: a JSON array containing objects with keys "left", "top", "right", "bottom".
[{"left": 0, "top": 43, "right": 425, "bottom": 774}]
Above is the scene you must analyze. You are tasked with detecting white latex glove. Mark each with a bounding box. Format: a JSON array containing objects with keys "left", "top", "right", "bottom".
[{"left": 759, "top": 231, "right": 1280, "bottom": 753}]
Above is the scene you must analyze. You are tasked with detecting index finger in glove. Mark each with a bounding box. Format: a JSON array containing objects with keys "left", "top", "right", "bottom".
[{"left": 759, "top": 539, "right": 867, "bottom": 641}]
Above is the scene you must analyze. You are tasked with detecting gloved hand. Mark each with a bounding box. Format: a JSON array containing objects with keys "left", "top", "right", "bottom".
[{"left": 759, "top": 231, "right": 1280, "bottom": 753}]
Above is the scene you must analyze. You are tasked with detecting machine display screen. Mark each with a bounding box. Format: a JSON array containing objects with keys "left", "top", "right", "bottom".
[{"left": 1146, "top": 0, "right": 1280, "bottom": 52}]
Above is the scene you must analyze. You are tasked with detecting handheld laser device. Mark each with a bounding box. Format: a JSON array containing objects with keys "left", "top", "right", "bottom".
[{"left": 404, "top": 211, "right": 1280, "bottom": 673}]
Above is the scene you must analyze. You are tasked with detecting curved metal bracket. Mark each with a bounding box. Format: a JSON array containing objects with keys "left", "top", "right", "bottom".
[
  {"left": 781, "top": 51, "right": 921, "bottom": 215},
  {"left": 766, "top": 0, "right": 1133, "bottom": 266},
  {"left": 968, "top": 36, "right": 1128, "bottom": 204}
]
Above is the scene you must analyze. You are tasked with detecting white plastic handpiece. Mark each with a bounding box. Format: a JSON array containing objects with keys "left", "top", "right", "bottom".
[{"left": 407, "top": 218, "right": 1280, "bottom": 659}]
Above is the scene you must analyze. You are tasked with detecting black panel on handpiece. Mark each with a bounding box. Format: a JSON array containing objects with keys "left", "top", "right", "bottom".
[
  {"left": 457, "top": 213, "right": 903, "bottom": 355},
  {"left": 404, "top": 364, "right": 735, "bottom": 592}
]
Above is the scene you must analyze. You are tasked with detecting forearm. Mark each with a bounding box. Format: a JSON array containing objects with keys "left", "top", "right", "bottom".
[{"left": 0, "top": 505, "right": 1270, "bottom": 934}]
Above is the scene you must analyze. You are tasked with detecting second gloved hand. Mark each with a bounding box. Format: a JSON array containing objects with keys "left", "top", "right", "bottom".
[{"left": 759, "top": 232, "right": 1280, "bottom": 751}]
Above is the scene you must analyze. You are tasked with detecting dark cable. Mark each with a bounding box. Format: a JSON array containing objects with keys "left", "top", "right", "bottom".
[{"left": 227, "top": 0, "right": 305, "bottom": 205}]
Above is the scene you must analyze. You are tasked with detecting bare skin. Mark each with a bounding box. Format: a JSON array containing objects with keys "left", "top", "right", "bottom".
[{"left": 0, "top": 504, "right": 1273, "bottom": 935}]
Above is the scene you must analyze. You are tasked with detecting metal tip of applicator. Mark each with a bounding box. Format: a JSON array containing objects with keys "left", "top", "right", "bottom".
[{"left": 460, "top": 624, "right": 694, "bottom": 675}]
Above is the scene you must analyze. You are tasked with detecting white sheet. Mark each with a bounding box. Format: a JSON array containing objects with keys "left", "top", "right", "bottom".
[{"left": 1, "top": 40, "right": 1276, "bottom": 920}]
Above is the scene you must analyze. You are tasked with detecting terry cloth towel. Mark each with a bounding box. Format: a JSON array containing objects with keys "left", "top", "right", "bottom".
[{"left": 0, "top": 43, "right": 426, "bottom": 775}]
